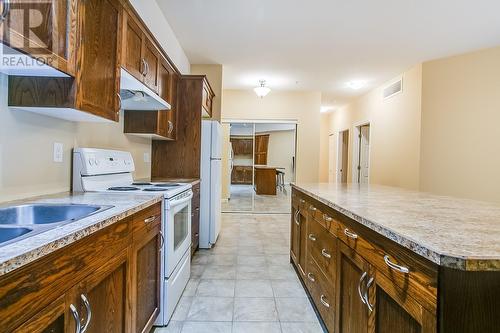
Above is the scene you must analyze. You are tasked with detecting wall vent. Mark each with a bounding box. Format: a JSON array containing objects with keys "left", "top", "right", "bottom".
[{"left": 383, "top": 77, "right": 403, "bottom": 99}]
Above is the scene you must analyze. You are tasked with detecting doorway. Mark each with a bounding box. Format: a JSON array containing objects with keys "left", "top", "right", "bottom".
[
  {"left": 221, "top": 121, "right": 297, "bottom": 213},
  {"left": 353, "top": 123, "right": 370, "bottom": 184},
  {"left": 337, "top": 130, "right": 349, "bottom": 183}
]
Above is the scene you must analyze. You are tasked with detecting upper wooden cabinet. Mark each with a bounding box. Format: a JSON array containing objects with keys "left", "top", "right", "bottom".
[
  {"left": 202, "top": 77, "right": 215, "bottom": 117},
  {"left": 231, "top": 137, "right": 253, "bottom": 155},
  {"left": 121, "top": 10, "right": 161, "bottom": 93},
  {"left": 254, "top": 134, "right": 269, "bottom": 164},
  {"left": 0, "top": 0, "right": 78, "bottom": 76}
]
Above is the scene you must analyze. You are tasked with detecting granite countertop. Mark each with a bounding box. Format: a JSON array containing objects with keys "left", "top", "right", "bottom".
[
  {"left": 292, "top": 183, "right": 500, "bottom": 271},
  {"left": 0, "top": 192, "right": 164, "bottom": 277}
]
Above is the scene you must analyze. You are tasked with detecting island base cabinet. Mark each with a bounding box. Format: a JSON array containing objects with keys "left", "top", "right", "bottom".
[
  {"left": 13, "top": 295, "right": 67, "bottom": 333},
  {"left": 291, "top": 200, "right": 307, "bottom": 277}
]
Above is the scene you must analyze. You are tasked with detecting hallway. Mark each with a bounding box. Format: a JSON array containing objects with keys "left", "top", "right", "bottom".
[{"left": 155, "top": 213, "right": 323, "bottom": 333}]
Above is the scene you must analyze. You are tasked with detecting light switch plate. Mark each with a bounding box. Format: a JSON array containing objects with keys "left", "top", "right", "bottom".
[
  {"left": 53, "top": 142, "right": 63, "bottom": 163},
  {"left": 143, "top": 152, "right": 151, "bottom": 163}
]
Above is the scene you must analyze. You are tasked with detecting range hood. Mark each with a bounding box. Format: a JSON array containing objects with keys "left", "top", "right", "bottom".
[{"left": 119, "top": 69, "right": 171, "bottom": 111}]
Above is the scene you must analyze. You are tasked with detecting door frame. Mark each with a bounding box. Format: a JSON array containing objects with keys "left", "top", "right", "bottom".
[
  {"left": 336, "top": 128, "right": 349, "bottom": 183},
  {"left": 352, "top": 121, "right": 371, "bottom": 184}
]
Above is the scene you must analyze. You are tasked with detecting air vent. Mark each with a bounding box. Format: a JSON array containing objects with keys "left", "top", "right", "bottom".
[{"left": 383, "top": 78, "right": 403, "bottom": 99}]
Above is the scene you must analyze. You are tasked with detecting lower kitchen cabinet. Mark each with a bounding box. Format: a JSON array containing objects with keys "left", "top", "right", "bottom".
[
  {"left": 291, "top": 195, "right": 308, "bottom": 277},
  {"left": 191, "top": 182, "right": 201, "bottom": 255},
  {"left": 0, "top": 202, "right": 162, "bottom": 333}
]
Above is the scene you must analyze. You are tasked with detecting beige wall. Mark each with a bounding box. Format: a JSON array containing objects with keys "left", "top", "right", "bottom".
[
  {"left": 319, "top": 113, "right": 330, "bottom": 182},
  {"left": 326, "top": 64, "right": 423, "bottom": 190},
  {"left": 0, "top": 74, "right": 152, "bottom": 203},
  {"left": 222, "top": 90, "right": 322, "bottom": 183},
  {"left": 420, "top": 46, "right": 500, "bottom": 202},
  {"left": 263, "top": 130, "right": 296, "bottom": 183},
  {"left": 190, "top": 64, "right": 223, "bottom": 121}
]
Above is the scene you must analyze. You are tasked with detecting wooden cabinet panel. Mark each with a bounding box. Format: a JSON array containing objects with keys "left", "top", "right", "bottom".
[
  {"left": 254, "top": 134, "right": 269, "bottom": 165},
  {"left": 306, "top": 257, "right": 336, "bottom": 333},
  {"left": 307, "top": 218, "right": 337, "bottom": 285},
  {"left": 201, "top": 79, "right": 214, "bottom": 117},
  {"left": 123, "top": 13, "right": 144, "bottom": 80},
  {"left": 0, "top": 0, "right": 77, "bottom": 75},
  {"left": 14, "top": 295, "right": 66, "bottom": 333},
  {"left": 231, "top": 165, "right": 253, "bottom": 184},
  {"left": 76, "top": 0, "right": 121, "bottom": 121},
  {"left": 142, "top": 38, "right": 160, "bottom": 93},
  {"left": 290, "top": 201, "right": 300, "bottom": 264},
  {"left": 191, "top": 183, "right": 200, "bottom": 255}
]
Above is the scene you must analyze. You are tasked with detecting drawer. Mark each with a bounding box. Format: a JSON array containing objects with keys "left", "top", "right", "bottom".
[
  {"left": 336, "top": 216, "right": 438, "bottom": 312},
  {"left": 305, "top": 258, "right": 335, "bottom": 332},
  {"left": 131, "top": 202, "right": 162, "bottom": 235},
  {"left": 307, "top": 219, "right": 337, "bottom": 284}
]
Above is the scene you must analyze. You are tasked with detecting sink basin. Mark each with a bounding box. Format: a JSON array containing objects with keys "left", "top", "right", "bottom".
[
  {"left": 0, "top": 204, "right": 108, "bottom": 225},
  {"left": 0, "top": 227, "right": 32, "bottom": 244}
]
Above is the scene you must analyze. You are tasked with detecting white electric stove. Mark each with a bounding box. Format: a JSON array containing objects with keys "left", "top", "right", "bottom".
[{"left": 73, "top": 148, "right": 192, "bottom": 326}]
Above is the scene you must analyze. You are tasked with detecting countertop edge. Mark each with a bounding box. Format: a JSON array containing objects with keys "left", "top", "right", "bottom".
[
  {"left": 291, "top": 184, "right": 500, "bottom": 272},
  {"left": 0, "top": 195, "right": 163, "bottom": 277}
]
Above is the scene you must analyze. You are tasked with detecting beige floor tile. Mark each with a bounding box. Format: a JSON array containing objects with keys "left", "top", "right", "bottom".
[
  {"left": 280, "top": 322, "right": 324, "bottom": 333},
  {"left": 272, "top": 279, "right": 308, "bottom": 298},
  {"left": 233, "top": 298, "right": 278, "bottom": 322},
  {"left": 233, "top": 321, "right": 282, "bottom": 333},
  {"left": 186, "top": 297, "right": 234, "bottom": 322},
  {"left": 196, "top": 279, "right": 236, "bottom": 297},
  {"left": 235, "top": 279, "right": 274, "bottom": 297},
  {"left": 181, "top": 321, "right": 232, "bottom": 333},
  {"left": 275, "top": 298, "right": 317, "bottom": 322}
]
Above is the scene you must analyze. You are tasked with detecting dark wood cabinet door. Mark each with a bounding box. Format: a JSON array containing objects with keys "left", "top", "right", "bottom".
[
  {"left": 290, "top": 203, "right": 300, "bottom": 264},
  {"left": 142, "top": 38, "right": 160, "bottom": 93},
  {"left": 123, "top": 13, "right": 144, "bottom": 80},
  {"left": 72, "top": 250, "right": 128, "bottom": 333},
  {"left": 297, "top": 208, "right": 308, "bottom": 276},
  {"left": 76, "top": 0, "right": 121, "bottom": 121},
  {"left": 158, "top": 59, "right": 177, "bottom": 139},
  {"left": 337, "top": 243, "right": 372, "bottom": 333},
  {"left": 0, "top": 0, "right": 77, "bottom": 75},
  {"left": 14, "top": 295, "right": 67, "bottom": 333},
  {"left": 132, "top": 224, "right": 161, "bottom": 333}
]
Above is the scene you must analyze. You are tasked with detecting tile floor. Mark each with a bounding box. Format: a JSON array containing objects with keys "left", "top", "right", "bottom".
[
  {"left": 154, "top": 213, "right": 324, "bottom": 333},
  {"left": 221, "top": 185, "right": 291, "bottom": 214}
]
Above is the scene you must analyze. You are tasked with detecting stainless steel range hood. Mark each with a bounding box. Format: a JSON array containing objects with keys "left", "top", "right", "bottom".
[{"left": 119, "top": 69, "right": 171, "bottom": 110}]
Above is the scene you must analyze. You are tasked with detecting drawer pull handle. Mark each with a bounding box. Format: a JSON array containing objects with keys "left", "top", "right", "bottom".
[
  {"left": 364, "top": 276, "right": 374, "bottom": 313},
  {"left": 321, "top": 249, "right": 331, "bottom": 259},
  {"left": 144, "top": 216, "right": 157, "bottom": 224},
  {"left": 309, "top": 205, "right": 317, "bottom": 211},
  {"left": 69, "top": 304, "right": 82, "bottom": 333},
  {"left": 358, "top": 272, "right": 367, "bottom": 305},
  {"left": 80, "top": 294, "right": 92, "bottom": 333},
  {"left": 344, "top": 228, "right": 358, "bottom": 239},
  {"left": 299, "top": 199, "right": 305, "bottom": 204},
  {"left": 308, "top": 234, "right": 317, "bottom": 241},
  {"left": 307, "top": 272, "right": 316, "bottom": 282},
  {"left": 294, "top": 210, "right": 300, "bottom": 225},
  {"left": 159, "top": 231, "right": 165, "bottom": 250},
  {"left": 384, "top": 255, "right": 410, "bottom": 274},
  {"left": 323, "top": 214, "right": 333, "bottom": 222},
  {"left": 320, "top": 295, "right": 330, "bottom": 308}
]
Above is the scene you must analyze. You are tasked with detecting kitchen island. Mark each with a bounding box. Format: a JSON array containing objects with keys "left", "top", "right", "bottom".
[{"left": 291, "top": 182, "right": 500, "bottom": 333}]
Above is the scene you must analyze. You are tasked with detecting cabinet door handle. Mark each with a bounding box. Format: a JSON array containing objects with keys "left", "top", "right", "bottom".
[
  {"left": 384, "top": 255, "right": 409, "bottom": 273},
  {"left": 364, "top": 276, "right": 374, "bottom": 312},
  {"left": 159, "top": 231, "right": 165, "bottom": 250},
  {"left": 140, "top": 59, "right": 145, "bottom": 75},
  {"left": 344, "top": 228, "right": 358, "bottom": 239},
  {"left": 320, "top": 295, "right": 330, "bottom": 308},
  {"left": 69, "top": 304, "right": 82, "bottom": 333},
  {"left": 307, "top": 272, "right": 315, "bottom": 282},
  {"left": 168, "top": 120, "right": 173, "bottom": 134},
  {"left": 308, "top": 234, "right": 316, "bottom": 241},
  {"left": 294, "top": 210, "right": 300, "bottom": 225},
  {"left": 117, "top": 93, "right": 122, "bottom": 111},
  {"left": 80, "top": 294, "right": 92, "bottom": 333},
  {"left": 358, "top": 272, "right": 367, "bottom": 305},
  {"left": 299, "top": 199, "right": 305, "bottom": 204},
  {"left": 321, "top": 249, "right": 331, "bottom": 259},
  {"left": 144, "top": 215, "right": 157, "bottom": 224},
  {"left": 144, "top": 60, "right": 150, "bottom": 76},
  {"left": 309, "top": 205, "right": 317, "bottom": 211},
  {"left": 323, "top": 214, "right": 333, "bottom": 222},
  {"left": 0, "top": 0, "right": 10, "bottom": 21}
]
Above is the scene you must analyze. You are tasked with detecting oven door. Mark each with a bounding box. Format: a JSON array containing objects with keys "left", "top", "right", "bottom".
[{"left": 165, "top": 190, "right": 193, "bottom": 277}]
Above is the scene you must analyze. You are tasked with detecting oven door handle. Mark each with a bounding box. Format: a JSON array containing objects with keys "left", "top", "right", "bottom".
[{"left": 169, "top": 192, "right": 193, "bottom": 208}]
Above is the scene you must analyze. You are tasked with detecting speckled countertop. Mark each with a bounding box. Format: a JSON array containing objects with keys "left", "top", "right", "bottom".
[
  {"left": 292, "top": 183, "right": 500, "bottom": 271},
  {"left": 0, "top": 192, "right": 163, "bottom": 277}
]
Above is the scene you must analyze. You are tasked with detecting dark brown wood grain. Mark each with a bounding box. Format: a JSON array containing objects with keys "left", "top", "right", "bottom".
[
  {"left": 142, "top": 38, "right": 160, "bottom": 93},
  {"left": 231, "top": 165, "right": 253, "bottom": 184},
  {"left": 152, "top": 75, "right": 206, "bottom": 179},
  {"left": 122, "top": 11, "right": 144, "bottom": 80},
  {"left": 254, "top": 134, "right": 269, "bottom": 165},
  {"left": 13, "top": 295, "right": 66, "bottom": 333},
  {"left": 191, "top": 183, "right": 201, "bottom": 255},
  {"left": 307, "top": 218, "right": 337, "bottom": 285},
  {"left": 254, "top": 167, "right": 277, "bottom": 195},
  {"left": 306, "top": 257, "right": 336, "bottom": 333}
]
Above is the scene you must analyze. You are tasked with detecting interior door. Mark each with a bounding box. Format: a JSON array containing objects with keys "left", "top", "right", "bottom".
[{"left": 359, "top": 125, "right": 370, "bottom": 184}]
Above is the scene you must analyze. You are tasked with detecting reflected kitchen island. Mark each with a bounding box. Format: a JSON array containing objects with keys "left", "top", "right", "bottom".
[{"left": 254, "top": 165, "right": 280, "bottom": 195}]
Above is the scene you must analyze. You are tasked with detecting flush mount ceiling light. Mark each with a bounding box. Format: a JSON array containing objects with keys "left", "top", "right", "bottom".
[
  {"left": 346, "top": 80, "right": 366, "bottom": 90},
  {"left": 254, "top": 80, "right": 271, "bottom": 98}
]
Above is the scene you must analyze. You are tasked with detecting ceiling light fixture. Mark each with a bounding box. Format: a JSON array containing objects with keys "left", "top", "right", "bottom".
[
  {"left": 320, "top": 106, "right": 334, "bottom": 113},
  {"left": 254, "top": 80, "right": 271, "bottom": 98},
  {"left": 347, "top": 80, "right": 366, "bottom": 90}
]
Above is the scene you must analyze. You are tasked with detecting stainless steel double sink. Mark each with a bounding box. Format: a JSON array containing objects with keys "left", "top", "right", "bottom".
[{"left": 0, "top": 204, "right": 113, "bottom": 246}]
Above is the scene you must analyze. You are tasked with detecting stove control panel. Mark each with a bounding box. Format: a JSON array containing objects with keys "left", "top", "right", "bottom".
[{"left": 73, "top": 148, "right": 135, "bottom": 176}]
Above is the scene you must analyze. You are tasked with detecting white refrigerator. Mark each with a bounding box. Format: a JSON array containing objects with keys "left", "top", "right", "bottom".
[{"left": 200, "top": 120, "right": 222, "bottom": 248}]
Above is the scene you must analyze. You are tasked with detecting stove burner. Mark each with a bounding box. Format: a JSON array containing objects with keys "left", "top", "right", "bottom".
[
  {"left": 132, "top": 182, "right": 153, "bottom": 186},
  {"left": 143, "top": 187, "right": 169, "bottom": 192},
  {"left": 154, "top": 183, "right": 181, "bottom": 187},
  {"left": 107, "top": 186, "right": 140, "bottom": 191}
]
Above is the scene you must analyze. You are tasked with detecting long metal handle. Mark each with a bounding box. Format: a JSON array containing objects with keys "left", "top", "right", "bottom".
[
  {"left": 357, "top": 272, "right": 367, "bottom": 305},
  {"left": 144, "top": 215, "right": 157, "bottom": 224},
  {"left": 0, "top": 0, "right": 10, "bottom": 21},
  {"left": 159, "top": 231, "right": 165, "bottom": 250},
  {"left": 344, "top": 228, "right": 358, "bottom": 239},
  {"left": 80, "top": 294, "right": 92, "bottom": 333},
  {"left": 294, "top": 210, "right": 300, "bottom": 225},
  {"left": 140, "top": 59, "right": 145, "bottom": 75},
  {"left": 70, "top": 304, "right": 81, "bottom": 333},
  {"left": 168, "top": 120, "right": 173, "bottom": 134},
  {"left": 384, "top": 255, "right": 409, "bottom": 273},
  {"left": 307, "top": 272, "right": 315, "bottom": 282},
  {"left": 321, "top": 249, "right": 331, "bottom": 259},
  {"left": 364, "top": 277, "right": 374, "bottom": 312},
  {"left": 320, "top": 295, "right": 330, "bottom": 308},
  {"left": 308, "top": 234, "right": 316, "bottom": 241},
  {"left": 117, "top": 93, "right": 122, "bottom": 111},
  {"left": 144, "top": 60, "right": 149, "bottom": 76}
]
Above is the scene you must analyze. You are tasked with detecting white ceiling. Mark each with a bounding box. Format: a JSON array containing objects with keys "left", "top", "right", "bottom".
[{"left": 157, "top": 0, "right": 500, "bottom": 106}]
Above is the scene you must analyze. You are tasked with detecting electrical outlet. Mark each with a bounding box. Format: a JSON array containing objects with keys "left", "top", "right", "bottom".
[
  {"left": 53, "top": 142, "right": 63, "bottom": 163},
  {"left": 143, "top": 152, "right": 151, "bottom": 163}
]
